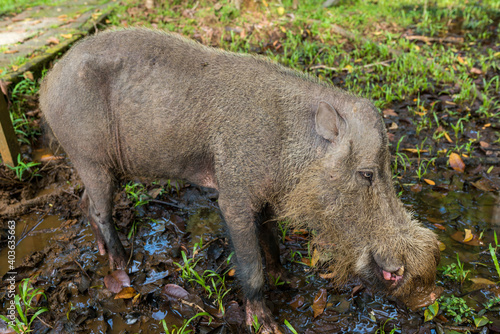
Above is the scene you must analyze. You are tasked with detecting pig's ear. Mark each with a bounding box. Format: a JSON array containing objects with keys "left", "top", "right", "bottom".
[{"left": 315, "top": 101, "right": 346, "bottom": 142}]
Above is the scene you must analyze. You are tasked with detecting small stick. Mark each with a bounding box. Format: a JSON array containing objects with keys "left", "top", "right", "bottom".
[
  {"left": 16, "top": 213, "right": 48, "bottom": 246},
  {"left": 72, "top": 258, "right": 92, "bottom": 280},
  {"left": 310, "top": 59, "right": 393, "bottom": 71},
  {"left": 149, "top": 199, "right": 182, "bottom": 209}
]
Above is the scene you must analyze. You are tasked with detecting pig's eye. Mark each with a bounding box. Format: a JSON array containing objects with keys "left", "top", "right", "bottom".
[{"left": 358, "top": 171, "right": 373, "bottom": 184}]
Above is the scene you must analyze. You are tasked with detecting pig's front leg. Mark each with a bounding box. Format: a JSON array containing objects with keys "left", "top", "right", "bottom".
[{"left": 218, "top": 196, "right": 282, "bottom": 334}]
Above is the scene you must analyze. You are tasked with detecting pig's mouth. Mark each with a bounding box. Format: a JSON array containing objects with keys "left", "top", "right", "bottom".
[{"left": 371, "top": 255, "right": 405, "bottom": 289}]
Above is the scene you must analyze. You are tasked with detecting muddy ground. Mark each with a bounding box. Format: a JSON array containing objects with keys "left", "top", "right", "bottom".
[{"left": 1, "top": 0, "right": 500, "bottom": 333}]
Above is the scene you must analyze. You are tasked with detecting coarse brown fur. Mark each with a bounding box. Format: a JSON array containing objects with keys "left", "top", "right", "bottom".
[{"left": 40, "top": 28, "right": 440, "bottom": 332}]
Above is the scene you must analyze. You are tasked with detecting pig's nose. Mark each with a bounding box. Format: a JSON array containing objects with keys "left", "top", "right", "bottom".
[{"left": 373, "top": 253, "right": 405, "bottom": 282}]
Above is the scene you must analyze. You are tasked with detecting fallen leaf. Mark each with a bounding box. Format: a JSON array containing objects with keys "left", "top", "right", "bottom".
[
  {"left": 162, "top": 284, "right": 190, "bottom": 300},
  {"left": 463, "top": 229, "right": 473, "bottom": 242},
  {"left": 3, "top": 49, "right": 18, "bottom": 54},
  {"left": 47, "top": 37, "right": 60, "bottom": 45},
  {"left": 470, "top": 67, "right": 482, "bottom": 75},
  {"left": 480, "top": 141, "right": 490, "bottom": 148},
  {"left": 311, "top": 249, "right": 320, "bottom": 267},
  {"left": 474, "top": 316, "right": 489, "bottom": 328},
  {"left": 277, "top": 6, "right": 285, "bottom": 15},
  {"left": 403, "top": 148, "right": 428, "bottom": 153},
  {"left": 104, "top": 270, "right": 131, "bottom": 293},
  {"left": 423, "top": 179, "right": 435, "bottom": 185},
  {"left": 289, "top": 295, "right": 305, "bottom": 309},
  {"left": 312, "top": 288, "right": 327, "bottom": 318},
  {"left": 383, "top": 109, "right": 398, "bottom": 117},
  {"left": 40, "top": 154, "right": 64, "bottom": 162},
  {"left": 228, "top": 269, "right": 236, "bottom": 277},
  {"left": 443, "top": 132, "right": 453, "bottom": 143},
  {"left": 115, "top": 286, "right": 137, "bottom": 299},
  {"left": 450, "top": 230, "right": 483, "bottom": 246},
  {"left": 428, "top": 217, "right": 444, "bottom": 224},
  {"left": 23, "top": 71, "right": 34, "bottom": 81},
  {"left": 61, "top": 33, "right": 73, "bottom": 39},
  {"left": 12, "top": 65, "right": 19, "bottom": 71},
  {"left": 132, "top": 292, "right": 141, "bottom": 305},
  {"left": 449, "top": 153, "right": 465, "bottom": 172},
  {"left": 410, "top": 183, "right": 423, "bottom": 192},
  {"left": 438, "top": 241, "right": 446, "bottom": 251},
  {"left": 471, "top": 179, "right": 495, "bottom": 191},
  {"left": 388, "top": 122, "right": 398, "bottom": 130},
  {"left": 469, "top": 278, "right": 496, "bottom": 286},
  {"left": 433, "top": 224, "right": 445, "bottom": 230},
  {"left": 319, "top": 272, "right": 335, "bottom": 279}
]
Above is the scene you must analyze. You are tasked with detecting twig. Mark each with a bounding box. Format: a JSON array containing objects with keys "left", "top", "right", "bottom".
[
  {"left": 37, "top": 316, "right": 53, "bottom": 329},
  {"left": 149, "top": 199, "right": 182, "bottom": 209},
  {"left": 62, "top": 189, "right": 80, "bottom": 200},
  {"left": 16, "top": 213, "right": 48, "bottom": 246},
  {"left": 72, "top": 258, "right": 92, "bottom": 280},
  {"left": 310, "top": 59, "right": 394, "bottom": 71},
  {"left": 442, "top": 325, "right": 481, "bottom": 333},
  {"left": 178, "top": 298, "right": 207, "bottom": 314},
  {"left": 404, "top": 35, "right": 464, "bottom": 44},
  {"left": 192, "top": 237, "right": 221, "bottom": 258}
]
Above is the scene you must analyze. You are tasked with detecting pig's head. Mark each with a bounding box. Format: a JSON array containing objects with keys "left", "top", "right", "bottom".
[{"left": 280, "top": 99, "right": 440, "bottom": 303}]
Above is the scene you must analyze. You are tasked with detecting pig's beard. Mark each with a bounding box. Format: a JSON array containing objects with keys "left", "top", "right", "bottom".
[{"left": 278, "top": 162, "right": 439, "bottom": 298}]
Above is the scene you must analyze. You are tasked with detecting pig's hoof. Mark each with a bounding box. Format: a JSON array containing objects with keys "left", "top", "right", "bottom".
[
  {"left": 245, "top": 300, "right": 282, "bottom": 334},
  {"left": 108, "top": 252, "right": 128, "bottom": 270}
]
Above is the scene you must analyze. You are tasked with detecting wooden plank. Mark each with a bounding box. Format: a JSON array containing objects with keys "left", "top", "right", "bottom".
[{"left": 0, "top": 91, "right": 20, "bottom": 167}]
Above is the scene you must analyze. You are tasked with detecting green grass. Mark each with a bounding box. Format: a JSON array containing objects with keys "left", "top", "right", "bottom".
[
  {"left": 0, "top": 0, "right": 66, "bottom": 16},
  {"left": 0, "top": 278, "right": 48, "bottom": 334}
]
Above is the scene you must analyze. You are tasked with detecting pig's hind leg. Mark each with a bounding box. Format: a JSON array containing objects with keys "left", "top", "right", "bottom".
[{"left": 77, "top": 164, "right": 127, "bottom": 270}]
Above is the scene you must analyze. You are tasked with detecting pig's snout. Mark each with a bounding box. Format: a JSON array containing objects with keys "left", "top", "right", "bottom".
[{"left": 373, "top": 253, "right": 405, "bottom": 285}]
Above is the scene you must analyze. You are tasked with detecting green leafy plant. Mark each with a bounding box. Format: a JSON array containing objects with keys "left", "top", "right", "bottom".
[
  {"left": 439, "top": 295, "right": 474, "bottom": 324},
  {"left": 124, "top": 182, "right": 151, "bottom": 207},
  {"left": 0, "top": 278, "right": 48, "bottom": 333},
  {"left": 441, "top": 253, "right": 470, "bottom": 284},
  {"left": 375, "top": 318, "right": 398, "bottom": 334},
  {"left": 489, "top": 231, "right": 500, "bottom": 281},
  {"left": 7, "top": 154, "right": 41, "bottom": 181},
  {"left": 284, "top": 319, "right": 298, "bottom": 334},
  {"left": 252, "top": 314, "right": 261, "bottom": 333},
  {"left": 160, "top": 312, "right": 212, "bottom": 334}
]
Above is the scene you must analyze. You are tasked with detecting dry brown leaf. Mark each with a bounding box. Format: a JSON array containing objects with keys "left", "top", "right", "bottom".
[
  {"left": 443, "top": 132, "right": 453, "bottom": 143},
  {"left": 61, "top": 33, "right": 73, "bottom": 39},
  {"left": 469, "top": 278, "right": 496, "bottom": 286},
  {"left": 104, "top": 270, "right": 131, "bottom": 293},
  {"left": 480, "top": 141, "right": 490, "bottom": 148},
  {"left": 47, "top": 37, "right": 60, "bottom": 45},
  {"left": 410, "top": 183, "right": 423, "bottom": 193},
  {"left": 312, "top": 288, "right": 327, "bottom": 318},
  {"left": 23, "top": 71, "right": 34, "bottom": 81},
  {"left": 4, "top": 49, "right": 19, "bottom": 54},
  {"left": 12, "top": 65, "right": 19, "bottom": 71},
  {"left": 115, "top": 287, "right": 137, "bottom": 299},
  {"left": 403, "top": 148, "right": 428, "bottom": 153},
  {"left": 428, "top": 217, "right": 444, "bottom": 224},
  {"left": 383, "top": 109, "right": 398, "bottom": 117},
  {"left": 463, "top": 229, "right": 473, "bottom": 242},
  {"left": 311, "top": 249, "right": 320, "bottom": 267},
  {"left": 40, "top": 154, "right": 64, "bottom": 162},
  {"left": 423, "top": 179, "right": 435, "bottom": 185},
  {"left": 449, "top": 153, "right": 465, "bottom": 172},
  {"left": 471, "top": 179, "right": 495, "bottom": 192},
  {"left": 319, "top": 272, "right": 336, "bottom": 279},
  {"left": 470, "top": 67, "right": 482, "bottom": 75},
  {"left": 450, "top": 230, "right": 483, "bottom": 246},
  {"left": 433, "top": 224, "right": 445, "bottom": 230},
  {"left": 227, "top": 269, "right": 236, "bottom": 277}
]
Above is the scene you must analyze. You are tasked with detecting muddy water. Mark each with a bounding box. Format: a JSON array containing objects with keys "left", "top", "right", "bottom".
[
  {"left": 1, "top": 181, "right": 500, "bottom": 333},
  {"left": 0, "top": 214, "right": 62, "bottom": 277}
]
